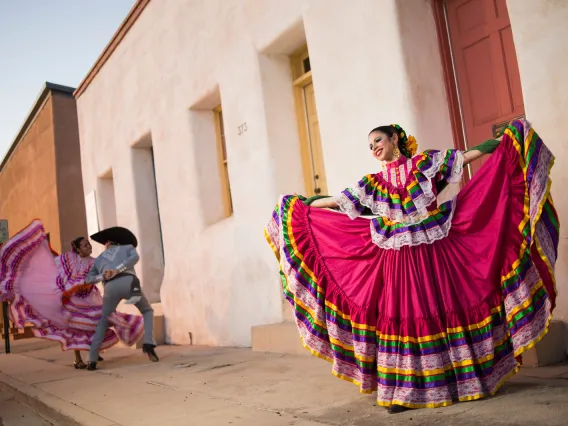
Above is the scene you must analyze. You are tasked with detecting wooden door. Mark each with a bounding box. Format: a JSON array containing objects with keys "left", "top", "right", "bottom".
[
  {"left": 303, "top": 83, "right": 327, "bottom": 196},
  {"left": 445, "top": 0, "right": 524, "bottom": 176},
  {"left": 292, "top": 46, "right": 328, "bottom": 197}
]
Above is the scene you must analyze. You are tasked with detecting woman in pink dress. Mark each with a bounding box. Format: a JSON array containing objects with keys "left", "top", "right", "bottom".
[
  {"left": 0, "top": 221, "right": 144, "bottom": 368},
  {"left": 265, "top": 119, "right": 558, "bottom": 413},
  {"left": 61, "top": 236, "right": 100, "bottom": 368}
]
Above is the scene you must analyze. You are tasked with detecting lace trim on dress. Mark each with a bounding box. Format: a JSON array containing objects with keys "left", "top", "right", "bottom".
[{"left": 370, "top": 197, "right": 457, "bottom": 250}]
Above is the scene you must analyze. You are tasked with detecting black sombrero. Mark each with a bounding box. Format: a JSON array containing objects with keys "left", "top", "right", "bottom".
[{"left": 90, "top": 227, "right": 138, "bottom": 248}]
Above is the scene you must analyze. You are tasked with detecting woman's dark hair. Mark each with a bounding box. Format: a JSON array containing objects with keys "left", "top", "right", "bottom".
[
  {"left": 71, "top": 237, "right": 86, "bottom": 253},
  {"left": 369, "top": 125, "right": 397, "bottom": 138},
  {"left": 368, "top": 124, "right": 413, "bottom": 158}
]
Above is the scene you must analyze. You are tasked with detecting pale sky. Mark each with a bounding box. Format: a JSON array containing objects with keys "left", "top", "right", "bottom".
[{"left": 0, "top": 0, "right": 135, "bottom": 159}]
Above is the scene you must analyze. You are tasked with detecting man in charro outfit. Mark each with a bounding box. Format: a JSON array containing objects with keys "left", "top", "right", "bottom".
[{"left": 85, "top": 226, "right": 158, "bottom": 370}]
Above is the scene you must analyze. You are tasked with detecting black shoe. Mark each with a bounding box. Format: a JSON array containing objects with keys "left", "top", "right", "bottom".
[
  {"left": 387, "top": 404, "right": 411, "bottom": 414},
  {"left": 86, "top": 362, "right": 97, "bottom": 371},
  {"left": 142, "top": 344, "right": 159, "bottom": 362},
  {"left": 98, "top": 356, "right": 104, "bottom": 361}
]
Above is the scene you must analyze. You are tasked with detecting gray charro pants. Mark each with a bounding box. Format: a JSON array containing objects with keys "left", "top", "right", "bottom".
[{"left": 89, "top": 274, "right": 155, "bottom": 362}]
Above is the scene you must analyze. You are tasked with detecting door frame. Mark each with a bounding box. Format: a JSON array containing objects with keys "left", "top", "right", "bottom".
[
  {"left": 290, "top": 45, "right": 327, "bottom": 196},
  {"left": 431, "top": 0, "right": 525, "bottom": 182},
  {"left": 432, "top": 0, "right": 467, "bottom": 152},
  {"left": 293, "top": 71, "right": 317, "bottom": 196},
  {"left": 431, "top": 0, "right": 470, "bottom": 180}
]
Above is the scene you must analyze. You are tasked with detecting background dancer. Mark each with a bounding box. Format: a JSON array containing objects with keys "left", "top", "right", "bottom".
[{"left": 85, "top": 226, "right": 158, "bottom": 370}]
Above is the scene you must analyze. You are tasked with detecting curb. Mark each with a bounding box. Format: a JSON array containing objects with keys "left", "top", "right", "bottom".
[{"left": 0, "top": 371, "right": 116, "bottom": 426}]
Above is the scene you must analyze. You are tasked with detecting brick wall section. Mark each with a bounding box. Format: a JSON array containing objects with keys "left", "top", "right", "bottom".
[
  {"left": 52, "top": 92, "right": 88, "bottom": 252},
  {"left": 0, "top": 95, "right": 60, "bottom": 251},
  {"left": 0, "top": 87, "right": 87, "bottom": 254}
]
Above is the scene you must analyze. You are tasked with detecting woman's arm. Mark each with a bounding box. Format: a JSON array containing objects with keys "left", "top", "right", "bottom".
[
  {"left": 463, "top": 136, "right": 503, "bottom": 166},
  {"left": 310, "top": 197, "right": 338, "bottom": 209},
  {"left": 84, "top": 264, "right": 103, "bottom": 285},
  {"left": 293, "top": 193, "right": 338, "bottom": 209},
  {"left": 463, "top": 149, "right": 485, "bottom": 166}
]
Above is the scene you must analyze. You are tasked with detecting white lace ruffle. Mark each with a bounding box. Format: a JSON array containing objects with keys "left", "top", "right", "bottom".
[
  {"left": 370, "top": 197, "right": 457, "bottom": 250},
  {"left": 334, "top": 192, "right": 364, "bottom": 220},
  {"left": 421, "top": 150, "right": 464, "bottom": 184}
]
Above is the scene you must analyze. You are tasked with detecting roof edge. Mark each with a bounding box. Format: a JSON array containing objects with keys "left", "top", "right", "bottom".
[
  {"left": 0, "top": 82, "right": 76, "bottom": 173},
  {"left": 74, "top": 0, "right": 151, "bottom": 99}
]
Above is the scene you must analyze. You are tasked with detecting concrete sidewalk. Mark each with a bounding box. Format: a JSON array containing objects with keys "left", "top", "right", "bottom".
[
  {"left": 1, "top": 339, "right": 568, "bottom": 426},
  {"left": 0, "top": 387, "right": 54, "bottom": 426}
]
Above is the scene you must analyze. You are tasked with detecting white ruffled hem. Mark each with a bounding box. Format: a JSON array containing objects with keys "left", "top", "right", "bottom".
[{"left": 370, "top": 197, "right": 457, "bottom": 250}]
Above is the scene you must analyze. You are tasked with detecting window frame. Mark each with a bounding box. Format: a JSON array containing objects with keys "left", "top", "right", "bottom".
[{"left": 213, "top": 105, "right": 233, "bottom": 216}]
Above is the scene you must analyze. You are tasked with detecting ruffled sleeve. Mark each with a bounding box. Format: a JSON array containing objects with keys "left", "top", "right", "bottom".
[
  {"left": 335, "top": 172, "right": 409, "bottom": 221},
  {"left": 416, "top": 149, "right": 464, "bottom": 187},
  {"left": 334, "top": 149, "right": 464, "bottom": 225},
  {"left": 334, "top": 179, "right": 372, "bottom": 220}
]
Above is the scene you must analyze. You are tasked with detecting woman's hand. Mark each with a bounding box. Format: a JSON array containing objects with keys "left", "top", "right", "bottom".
[{"left": 496, "top": 120, "right": 515, "bottom": 140}]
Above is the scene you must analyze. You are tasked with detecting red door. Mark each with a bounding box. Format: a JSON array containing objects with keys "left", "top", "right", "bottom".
[{"left": 445, "top": 0, "right": 524, "bottom": 176}]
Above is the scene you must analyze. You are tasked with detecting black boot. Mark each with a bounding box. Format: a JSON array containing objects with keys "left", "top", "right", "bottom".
[
  {"left": 86, "top": 362, "right": 97, "bottom": 371},
  {"left": 387, "top": 404, "right": 411, "bottom": 414},
  {"left": 142, "top": 344, "right": 159, "bottom": 362}
]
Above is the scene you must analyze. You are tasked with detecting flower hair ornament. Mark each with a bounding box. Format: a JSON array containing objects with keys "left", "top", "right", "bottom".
[{"left": 391, "top": 124, "right": 418, "bottom": 158}]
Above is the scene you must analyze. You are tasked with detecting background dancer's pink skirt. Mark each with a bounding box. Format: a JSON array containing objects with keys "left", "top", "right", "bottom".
[
  {"left": 265, "top": 121, "right": 558, "bottom": 408},
  {"left": 0, "top": 221, "right": 144, "bottom": 351}
]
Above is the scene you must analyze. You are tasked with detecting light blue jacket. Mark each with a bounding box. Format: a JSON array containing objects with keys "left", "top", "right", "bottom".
[{"left": 85, "top": 244, "right": 139, "bottom": 284}]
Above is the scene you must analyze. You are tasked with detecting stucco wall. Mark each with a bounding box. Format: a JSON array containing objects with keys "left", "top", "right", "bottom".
[
  {"left": 508, "top": 0, "right": 568, "bottom": 323},
  {"left": 0, "top": 96, "right": 61, "bottom": 251},
  {"left": 75, "top": 0, "right": 453, "bottom": 346}
]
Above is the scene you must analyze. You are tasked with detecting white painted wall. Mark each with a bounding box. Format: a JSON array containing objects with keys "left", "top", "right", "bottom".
[
  {"left": 508, "top": 0, "right": 568, "bottom": 322},
  {"left": 76, "top": 0, "right": 453, "bottom": 346}
]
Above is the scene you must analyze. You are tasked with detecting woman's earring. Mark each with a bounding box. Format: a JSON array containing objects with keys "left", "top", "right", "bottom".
[{"left": 393, "top": 146, "right": 401, "bottom": 159}]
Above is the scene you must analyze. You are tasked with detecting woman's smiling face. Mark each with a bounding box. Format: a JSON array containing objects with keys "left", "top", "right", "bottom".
[{"left": 368, "top": 130, "right": 398, "bottom": 162}]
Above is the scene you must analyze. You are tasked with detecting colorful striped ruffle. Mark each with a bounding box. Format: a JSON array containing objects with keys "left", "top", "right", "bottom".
[
  {"left": 504, "top": 119, "right": 558, "bottom": 354},
  {"left": 335, "top": 149, "right": 463, "bottom": 249},
  {"left": 0, "top": 220, "right": 144, "bottom": 351},
  {"left": 334, "top": 149, "right": 463, "bottom": 225},
  {"left": 265, "top": 119, "right": 558, "bottom": 408},
  {"left": 56, "top": 252, "right": 96, "bottom": 297}
]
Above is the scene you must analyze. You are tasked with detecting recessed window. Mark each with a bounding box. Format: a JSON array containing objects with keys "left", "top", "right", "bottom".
[{"left": 214, "top": 106, "right": 233, "bottom": 216}]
